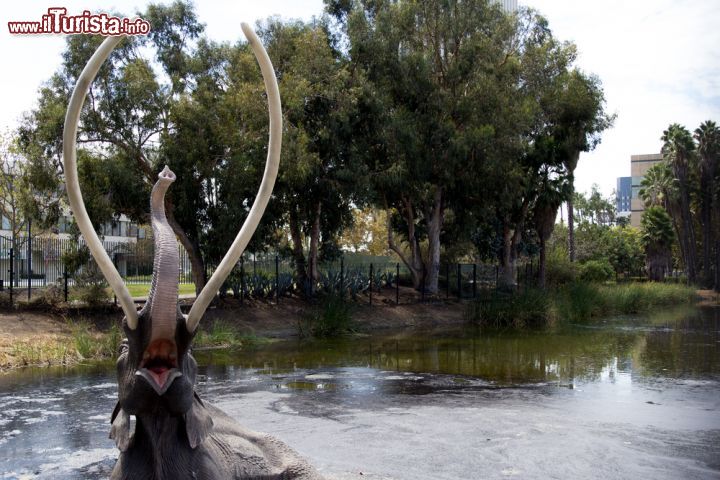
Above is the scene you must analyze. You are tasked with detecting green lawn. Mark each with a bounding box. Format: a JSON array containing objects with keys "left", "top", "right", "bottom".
[{"left": 124, "top": 283, "right": 196, "bottom": 298}]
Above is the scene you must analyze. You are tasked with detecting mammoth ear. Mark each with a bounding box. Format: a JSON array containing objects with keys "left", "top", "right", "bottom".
[
  {"left": 185, "top": 392, "right": 214, "bottom": 449},
  {"left": 110, "top": 402, "right": 133, "bottom": 452}
]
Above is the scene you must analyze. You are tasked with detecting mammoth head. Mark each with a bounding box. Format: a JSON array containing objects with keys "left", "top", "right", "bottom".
[
  {"left": 62, "top": 24, "right": 282, "bottom": 448},
  {"left": 115, "top": 166, "right": 195, "bottom": 416}
]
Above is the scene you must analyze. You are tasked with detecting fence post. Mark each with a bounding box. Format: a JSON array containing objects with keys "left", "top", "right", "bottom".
[
  {"left": 9, "top": 247, "right": 13, "bottom": 305},
  {"left": 340, "top": 257, "right": 344, "bottom": 298},
  {"left": 396, "top": 263, "right": 400, "bottom": 305},
  {"left": 473, "top": 264, "right": 477, "bottom": 299},
  {"left": 275, "top": 255, "right": 279, "bottom": 304},
  {"left": 240, "top": 256, "right": 245, "bottom": 306},
  {"left": 457, "top": 263, "right": 461, "bottom": 299},
  {"left": 27, "top": 233, "right": 32, "bottom": 301},
  {"left": 369, "top": 263, "right": 373, "bottom": 306},
  {"left": 446, "top": 263, "right": 450, "bottom": 299},
  {"left": 64, "top": 270, "right": 68, "bottom": 302}
]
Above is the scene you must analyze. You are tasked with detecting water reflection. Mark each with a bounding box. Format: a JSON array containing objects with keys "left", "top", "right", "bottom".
[
  {"left": 197, "top": 306, "right": 719, "bottom": 387},
  {"left": 0, "top": 306, "right": 717, "bottom": 479}
]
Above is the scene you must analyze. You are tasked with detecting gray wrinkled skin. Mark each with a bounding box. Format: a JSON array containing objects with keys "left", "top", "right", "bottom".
[{"left": 109, "top": 169, "right": 324, "bottom": 480}]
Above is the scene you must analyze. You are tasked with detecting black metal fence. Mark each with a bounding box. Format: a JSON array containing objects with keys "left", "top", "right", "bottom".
[{"left": 0, "top": 232, "right": 539, "bottom": 306}]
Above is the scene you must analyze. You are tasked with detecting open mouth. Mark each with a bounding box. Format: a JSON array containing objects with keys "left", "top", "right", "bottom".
[{"left": 136, "top": 339, "right": 182, "bottom": 396}]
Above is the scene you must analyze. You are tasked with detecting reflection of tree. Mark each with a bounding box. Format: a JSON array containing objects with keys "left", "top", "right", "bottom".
[
  {"left": 202, "top": 329, "right": 644, "bottom": 385},
  {"left": 637, "top": 308, "right": 720, "bottom": 377}
]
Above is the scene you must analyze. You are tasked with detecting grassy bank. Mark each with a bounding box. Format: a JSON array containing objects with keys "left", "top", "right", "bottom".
[
  {"left": 1, "top": 319, "right": 261, "bottom": 370},
  {"left": 466, "top": 282, "right": 698, "bottom": 328}
]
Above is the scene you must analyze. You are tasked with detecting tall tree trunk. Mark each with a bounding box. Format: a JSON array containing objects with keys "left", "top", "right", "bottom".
[
  {"left": 288, "top": 207, "right": 309, "bottom": 296},
  {"left": 564, "top": 150, "right": 580, "bottom": 263},
  {"left": 499, "top": 226, "right": 516, "bottom": 287},
  {"left": 678, "top": 183, "right": 698, "bottom": 283},
  {"left": 164, "top": 200, "right": 205, "bottom": 295},
  {"left": 424, "top": 188, "right": 444, "bottom": 295},
  {"left": 567, "top": 195, "right": 575, "bottom": 262},
  {"left": 387, "top": 198, "right": 423, "bottom": 289},
  {"left": 538, "top": 236, "right": 547, "bottom": 288},
  {"left": 308, "top": 202, "right": 322, "bottom": 293},
  {"left": 715, "top": 238, "right": 720, "bottom": 293},
  {"left": 700, "top": 173, "right": 714, "bottom": 287}
]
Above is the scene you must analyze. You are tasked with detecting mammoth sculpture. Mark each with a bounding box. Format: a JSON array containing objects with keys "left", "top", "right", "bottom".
[{"left": 62, "top": 24, "right": 324, "bottom": 479}]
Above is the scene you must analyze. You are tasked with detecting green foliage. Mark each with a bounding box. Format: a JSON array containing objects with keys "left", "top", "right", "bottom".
[
  {"left": 69, "top": 320, "right": 121, "bottom": 360},
  {"left": 578, "top": 259, "right": 615, "bottom": 282},
  {"left": 641, "top": 206, "right": 674, "bottom": 249},
  {"left": 573, "top": 184, "right": 616, "bottom": 226},
  {"left": 545, "top": 244, "right": 577, "bottom": 286},
  {"left": 194, "top": 321, "right": 247, "bottom": 348},
  {"left": 553, "top": 282, "right": 605, "bottom": 322},
  {"left": 466, "top": 289, "right": 551, "bottom": 329},
  {"left": 299, "top": 295, "right": 354, "bottom": 338},
  {"left": 550, "top": 223, "right": 644, "bottom": 278},
  {"left": 554, "top": 282, "right": 696, "bottom": 323},
  {"left": 467, "top": 282, "right": 696, "bottom": 328},
  {"left": 641, "top": 205, "right": 675, "bottom": 281},
  {"left": 76, "top": 280, "right": 110, "bottom": 308},
  {"left": 604, "top": 226, "right": 644, "bottom": 276}
]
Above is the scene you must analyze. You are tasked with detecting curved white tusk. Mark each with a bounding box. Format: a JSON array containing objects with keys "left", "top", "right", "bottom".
[
  {"left": 63, "top": 36, "right": 139, "bottom": 329},
  {"left": 185, "top": 23, "right": 282, "bottom": 333}
]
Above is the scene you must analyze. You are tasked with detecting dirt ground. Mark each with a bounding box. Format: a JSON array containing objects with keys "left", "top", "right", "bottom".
[
  {"left": 696, "top": 289, "right": 720, "bottom": 306},
  {"left": 0, "top": 287, "right": 468, "bottom": 369}
]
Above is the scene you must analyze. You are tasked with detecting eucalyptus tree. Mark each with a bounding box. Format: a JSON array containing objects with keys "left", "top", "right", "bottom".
[
  {"left": 19, "top": 1, "right": 213, "bottom": 290},
  {"left": 329, "top": 0, "right": 569, "bottom": 292},
  {"left": 693, "top": 120, "right": 719, "bottom": 287},
  {"left": 553, "top": 71, "right": 614, "bottom": 262},
  {"left": 256, "top": 19, "right": 363, "bottom": 293},
  {"left": 661, "top": 123, "right": 698, "bottom": 283}
]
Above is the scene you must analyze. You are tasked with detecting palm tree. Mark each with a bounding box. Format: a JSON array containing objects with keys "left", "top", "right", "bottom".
[
  {"left": 661, "top": 123, "right": 697, "bottom": 283},
  {"left": 641, "top": 206, "right": 674, "bottom": 281},
  {"left": 693, "top": 120, "right": 720, "bottom": 287},
  {"left": 638, "top": 161, "right": 674, "bottom": 208},
  {"left": 533, "top": 166, "right": 570, "bottom": 288}
]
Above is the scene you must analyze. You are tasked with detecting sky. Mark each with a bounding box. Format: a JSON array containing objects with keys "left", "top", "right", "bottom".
[{"left": 1, "top": 0, "right": 719, "bottom": 198}]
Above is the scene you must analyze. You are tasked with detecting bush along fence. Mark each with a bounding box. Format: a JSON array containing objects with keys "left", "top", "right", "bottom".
[
  {"left": 1, "top": 233, "right": 540, "bottom": 306},
  {"left": 216, "top": 255, "right": 544, "bottom": 305},
  {"left": 3, "top": 232, "right": 685, "bottom": 307}
]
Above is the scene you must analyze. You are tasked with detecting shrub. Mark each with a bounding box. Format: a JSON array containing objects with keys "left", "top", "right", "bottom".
[
  {"left": 553, "top": 282, "right": 604, "bottom": 322},
  {"left": 299, "top": 295, "right": 354, "bottom": 338},
  {"left": 466, "top": 289, "right": 550, "bottom": 329},
  {"left": 41, "top": 282, "right": 66, "bottom": 307},
  {"left": 195, "top": 320, "right": 242, "bottom": 348},
  {"left": 554, "top": 282, "right": 696, "bottom": 322},
  {"left": 545, "top": 246, "right": 577, "bottom": 286},
  {"left": 77, "top": 282, "right": 110, "bottom": 307},
  {"left": 578, "top": 259, "right": 615, "bottom": 282}
]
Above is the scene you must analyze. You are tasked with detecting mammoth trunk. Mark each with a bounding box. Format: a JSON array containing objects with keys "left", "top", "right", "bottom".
[{"left": 147, "top": 167, "right": 179, "bottom": 342}]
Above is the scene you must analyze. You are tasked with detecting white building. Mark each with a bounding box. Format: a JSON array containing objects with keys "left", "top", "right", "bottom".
[{"left": 0, "top": 212, "right": 146, "bottom": 287}]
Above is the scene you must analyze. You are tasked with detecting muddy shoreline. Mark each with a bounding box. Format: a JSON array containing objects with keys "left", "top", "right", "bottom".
[{"left": 0, "top": 293, "right": 468, "bottom": 370}]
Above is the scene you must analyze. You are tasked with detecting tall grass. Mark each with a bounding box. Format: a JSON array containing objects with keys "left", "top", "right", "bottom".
[
  {"left": 193, "top": 320, "right": 263, "bottom": 349},
  {"left": 554, "top": 282, "right": 697, "bottom": 322},
  {"left": 467, "top": 282, "right": 697, "bottom": 327},
  {"left": 298, "top": 295, "right": 354, "bottom": 338},
  {"left": 69, "top": 320, "right": 122, "bottom": 360},
  {"left": 465, "top": 289, "right": 550, "bottom": 329}
]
